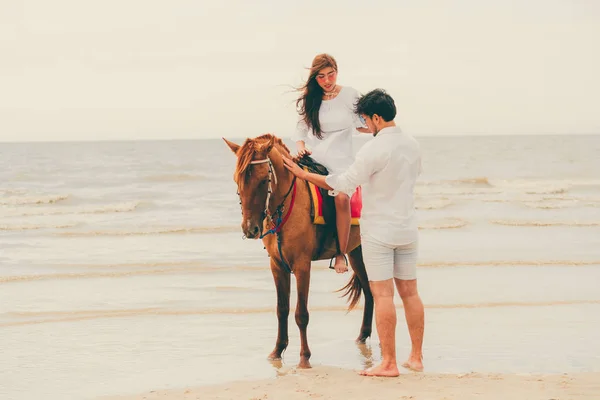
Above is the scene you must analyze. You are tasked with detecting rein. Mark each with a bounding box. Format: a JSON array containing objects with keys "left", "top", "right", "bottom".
[{"left": 239, "top": 155, "right": 298, "bottom": 274}]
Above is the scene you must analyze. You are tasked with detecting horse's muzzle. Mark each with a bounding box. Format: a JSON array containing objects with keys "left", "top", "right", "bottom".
[{"left": 242, "top": 222, "right": 262, "bottom": 239}]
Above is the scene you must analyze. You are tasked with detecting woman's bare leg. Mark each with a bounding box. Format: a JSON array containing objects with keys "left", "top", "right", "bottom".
[{"left": 334, "top": 193, "right": 351, "bottom": 273}]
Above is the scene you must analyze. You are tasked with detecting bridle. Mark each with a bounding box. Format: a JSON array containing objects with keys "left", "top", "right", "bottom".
[
  {"left": 249, "top": 157, "right": 277, "bottom": 220},
  {"left": 236, "top": 154, "right": 297, "bottom": 274},
  {"left": 237, "top": 155, "right": 296, "bottom": 230}
]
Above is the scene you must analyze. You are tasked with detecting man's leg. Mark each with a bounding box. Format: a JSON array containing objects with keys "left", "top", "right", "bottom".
[
  {"left": 395, "top": 279, "right": 424, "bottom": 371},
  {"left": 358, "top": 234, "right": 399, "bottom": 377},
  {"left": 359, "top": 279, "right": 400, "bottom": 377},
  {"left": 393, "top": 240, "right": 424, "bottom": 372}
]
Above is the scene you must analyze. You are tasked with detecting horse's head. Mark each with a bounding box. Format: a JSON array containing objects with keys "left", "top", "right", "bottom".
[{"left": 223, "top": 134, "right": 281, "bottom": 239}]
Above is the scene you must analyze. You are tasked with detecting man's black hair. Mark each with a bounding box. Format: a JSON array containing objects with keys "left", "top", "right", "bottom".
[{"left": 354, "top": 88, "right": 396, "bottom": 122}]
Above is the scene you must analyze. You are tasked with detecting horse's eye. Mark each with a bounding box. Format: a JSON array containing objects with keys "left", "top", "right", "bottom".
[{"left": 260, "top": 179, "right": 268, "bottom": 186}]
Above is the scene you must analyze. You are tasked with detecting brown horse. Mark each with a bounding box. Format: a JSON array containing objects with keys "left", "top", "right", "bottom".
[{"left": 223, "top": 133, "right": 374, "bottom": 369}]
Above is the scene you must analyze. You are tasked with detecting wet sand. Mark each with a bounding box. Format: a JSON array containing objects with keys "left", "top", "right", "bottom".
[{"left": 101, "top": 366, "right": 600, "bottom": 400}]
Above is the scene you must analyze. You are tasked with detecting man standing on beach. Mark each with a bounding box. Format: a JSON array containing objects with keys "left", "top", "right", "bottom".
[{"left": 282, "top": 89, "right": 425, "bottom": 377}]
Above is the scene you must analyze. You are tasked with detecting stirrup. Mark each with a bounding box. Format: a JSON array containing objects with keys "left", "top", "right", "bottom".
[{"left": 329, "top": 254, "right": 348, "bottom": 270}]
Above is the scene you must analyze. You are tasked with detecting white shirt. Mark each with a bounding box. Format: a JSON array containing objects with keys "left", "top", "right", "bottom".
[
  {"left": 325, "top": 126, "right": 422, "bottom": 246},
  {"left": 294, "top": 86, "right": 365, "bottom": 174}
]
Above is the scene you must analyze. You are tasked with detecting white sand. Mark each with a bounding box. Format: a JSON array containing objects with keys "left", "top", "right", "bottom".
[{"left": 102, "top": 366, "right": 600, "bottom": 400}]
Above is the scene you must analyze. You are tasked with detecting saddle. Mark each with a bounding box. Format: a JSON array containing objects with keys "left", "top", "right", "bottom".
[{"left": 296, "top": 156, "right": 363, "bottom": 260}]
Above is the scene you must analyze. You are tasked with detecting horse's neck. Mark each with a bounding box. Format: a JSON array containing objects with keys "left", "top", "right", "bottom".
[
  {"left": 269, "top": 149, "right": 294, "bottom": 200},
  {"left": 269, "top": 149, "right": 308, "bottom": 215}
]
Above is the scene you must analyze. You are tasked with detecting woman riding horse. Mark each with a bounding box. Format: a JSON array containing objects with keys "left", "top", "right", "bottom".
[{"left": 223, "top": 134, "right": 373, "bottom": 368}]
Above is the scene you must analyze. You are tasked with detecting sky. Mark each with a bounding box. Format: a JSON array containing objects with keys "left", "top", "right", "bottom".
[{"left": 1, "top": 0, "right": 599, "bottom": 142}]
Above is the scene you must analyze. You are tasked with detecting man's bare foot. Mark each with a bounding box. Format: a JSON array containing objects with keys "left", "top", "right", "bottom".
[
  {"left": 358, "top": 363, "right": 400, "bottom": 377},
  {"left": 401, "top": 356, "right": 423, "bottom": 372},
  {"left": 334, "top": 256, "right": 348, "bottom": 273}
]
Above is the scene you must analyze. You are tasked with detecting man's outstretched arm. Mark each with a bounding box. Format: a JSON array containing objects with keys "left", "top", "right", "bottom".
[
  {"left": 281, "top": 157, "right": 334, "bottom": 190},
  {"left": 282, "top": 150, "right": 382, "bottom": 196}
]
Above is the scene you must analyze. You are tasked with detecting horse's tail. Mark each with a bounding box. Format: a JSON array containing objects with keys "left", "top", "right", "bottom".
[{"left": 337, "top": 273, "right": 362, "bottom": 311}]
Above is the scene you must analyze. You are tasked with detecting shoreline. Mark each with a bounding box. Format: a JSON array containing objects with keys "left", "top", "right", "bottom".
[{"left": 100, "top": 365, "right": 600, "bottom": 400}]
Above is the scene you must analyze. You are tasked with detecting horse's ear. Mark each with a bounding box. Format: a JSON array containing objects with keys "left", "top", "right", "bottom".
[
  {"left": 222, "top": 138, "right": 240, "bottom": 155},
  {"left": 258, "top": 135, "right": 275, "bottom": 154}
]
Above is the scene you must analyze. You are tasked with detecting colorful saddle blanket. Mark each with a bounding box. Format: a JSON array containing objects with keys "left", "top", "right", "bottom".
[{"left": 297, "top": 156, "right": 362, "bottom": 226}]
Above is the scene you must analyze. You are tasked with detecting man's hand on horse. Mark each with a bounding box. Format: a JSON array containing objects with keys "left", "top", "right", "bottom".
[{"left": 282, "top": 156, "right": 307, "bottom": 179}]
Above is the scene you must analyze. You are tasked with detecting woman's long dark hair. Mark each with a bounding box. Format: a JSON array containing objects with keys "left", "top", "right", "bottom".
[{"left": 296, "top": 54, "right": 338, "bottom": 140}]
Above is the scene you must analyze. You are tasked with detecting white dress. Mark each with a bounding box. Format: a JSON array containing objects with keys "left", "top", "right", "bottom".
[{"left": 293, "top": 86, "right": 366, "bottom": 174}]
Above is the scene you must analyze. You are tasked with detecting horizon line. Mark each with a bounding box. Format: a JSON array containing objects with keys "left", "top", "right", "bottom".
[{"left": 0, "top": 132, "right": 598, "bottom": 144}]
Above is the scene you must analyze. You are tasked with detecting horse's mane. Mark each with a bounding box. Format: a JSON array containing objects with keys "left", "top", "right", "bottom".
[{"left": 235, "top": 133, "right": 292, "bottom": 186}]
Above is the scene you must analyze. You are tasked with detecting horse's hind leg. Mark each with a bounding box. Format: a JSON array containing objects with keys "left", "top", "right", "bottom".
[
  {"left": 268, "top": 260, "right": 290, "bottom": 361},
  {"left": 348, "top": 245, "right": 374, "bottom": 343},
  {"left": 295, "top": 259, "right": 312, "bottom": 368}
]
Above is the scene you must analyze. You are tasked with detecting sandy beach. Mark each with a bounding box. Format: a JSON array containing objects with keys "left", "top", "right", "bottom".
[{"left": 101, "top": 366, "right": 600, "bottom": 400}]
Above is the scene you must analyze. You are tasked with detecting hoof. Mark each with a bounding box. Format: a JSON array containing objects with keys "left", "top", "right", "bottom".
[
  {"left": 355, "top": 334, "right": 371, "bottom": 344},
  {"left": 267, "top": 352, "right": 282, "bottom": 361},
  {"left": 298, "top": 358, "right": 312, "bottom": 369}
]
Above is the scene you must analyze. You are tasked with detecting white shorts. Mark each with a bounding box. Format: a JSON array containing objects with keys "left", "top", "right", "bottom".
[{"left": 361, "top": 234, "right": 418, "bottom": 282}]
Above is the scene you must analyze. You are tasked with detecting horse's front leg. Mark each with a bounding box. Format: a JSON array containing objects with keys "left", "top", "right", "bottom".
[
  {"left": 268, "top": 259, "right": 291, "bottom": 361},
  {"left": 295, "top": 258, "right": 312, "bottom": 368}
]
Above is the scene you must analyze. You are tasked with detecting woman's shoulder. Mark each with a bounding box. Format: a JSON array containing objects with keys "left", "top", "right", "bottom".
[
  {"left": 336, "top": 86, "right": 360, "bottom": 107},
  {"left": 340, "top": 85, "right": 360, "bottom": 97}
]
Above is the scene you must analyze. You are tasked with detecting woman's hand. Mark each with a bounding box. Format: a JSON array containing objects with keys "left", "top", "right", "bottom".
[
  {"left": 296, "top": 141, "right": 311, "bottom": 157},
  {"left": 297, "top": 147, "right": 311, "bottom": 157}
]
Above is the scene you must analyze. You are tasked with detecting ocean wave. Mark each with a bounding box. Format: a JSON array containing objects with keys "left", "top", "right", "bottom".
[
  {"left": 143, "top": 173, "right": 205, "bottom": 182},
  {"left": 0, "top": 266, "right": 206, "bottom": 284},
  {"left": 54, "top": 221, "right": 468, "bottom": 236},
  {"left": 522, "top": 201, "right": 577, "bottom": 209},
  {"left": 569, "top": 179, "right": 600, "bottom": 188},
  {"left": 490, "top": 180, "right": 570, "bottom": 195},
  {"left": 480, "top": 195, "right": 574, "bottom": 203},
  {"left": 0, "top": 223, "right": 78, "bottom": 231},
  {"left": 491, "top": 219, "right": 600, "bottom": 227},
  {"left": 418, "top": 177, "right": 492, "bottom": 187},
  {"left": 2, "top": 259, "right": 597, "bottom": 286},
  {"left": 416, "top": 178, "right": 600, "bottom": 198},
  {"left": 416, "top": 198, "right": 453, "bottom": 210},
  {"left": 57, "top": 260, "right": 209, "bottom": 269},
  {"left": 419, "top": 218, "right": 467, "bottom": 230},
  {"left": 56, "top": 259, "right": 600, "bottom": 271},
  {"left": 3, "top": 300, "right": 599, "bottom": 327},
  {"left": 480, "top": 195, "right": 598, "bottom": 208},
  {"left": 480, "top": 197, "right": 512, "bottom": 203},
  {"left": 0, "top": 188, "right": 28, "bottom": 196},
  {"left": 55, "top": 225, "right": 240, "bottom": 237},
  {"left": 523, "top": 187, "right": 569, "bottom": 195},
  {"left": 1, "top": 201, "right": 144, "bottom": 217},
  {"left": 416, "top": 187, "right": 503, "bottom": 196},
  {"left": 419, "top": 260, "right": 600, "bottom": 267},
  {"left": 0, "top": 194, "right": 70, "bottom": 206},
  {"left": 500, "top": 179, "right": 600, "bottom": 195}
]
